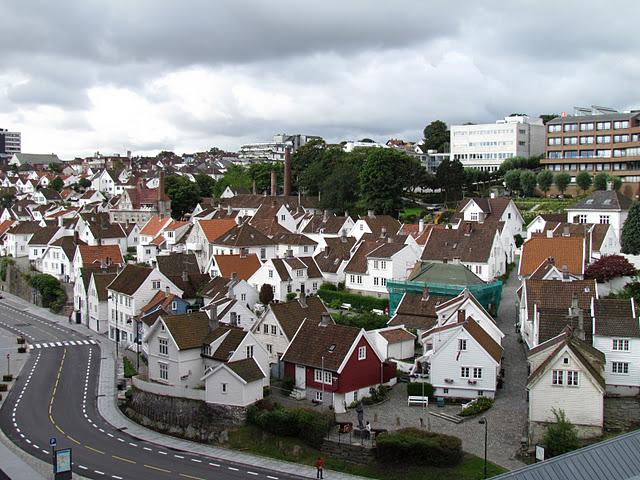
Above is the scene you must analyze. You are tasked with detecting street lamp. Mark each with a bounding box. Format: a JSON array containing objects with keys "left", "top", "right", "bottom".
[{"left": 479, "top": 416, "right": 488, "bottom": 479}]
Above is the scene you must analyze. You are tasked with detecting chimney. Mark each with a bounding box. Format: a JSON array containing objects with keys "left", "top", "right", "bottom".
[
  {"left": 240, "top": 248, "right": 247, "bottom": 258},
  {"left": 283, "top": 146, "right": 292, "bottom": 196},
  {"left": 563, "top": 226, "right": 570, "bottom": 237},
  {"left": 368, "top": 210, "right": 374, "bottom": 218},
  {"left": 546, "top": 229, "right": 553, "bottom": 238},
  {"left": 418, "top": 218, "right": 425, "bottom": 234},
  {"left": 607, "top": 181, "right": 613, "bottom": 191},
  {"left": 181, "top": 270, "right": 188, "bottom": 282},
  {"left": 227, "top": 205, "right": 232, "bottom": 216},
  {"left": 270, "top": 170, "right": 277, "bottom": 197},
  {"left": 457, "top": 309, "right": 466, "bottom": 323},
  {"left": 421, "top": 287, "right": 430, "bottom": 302},
  {"left": 577, "top": 308, "right": 585, "bottom": 341},
  {"left": 324, "top": 245, "right": 330, "bottom": 256},
  {"left": 570, "top": 292, "right": 579, "bottom": 316},
  {"left": 231, "top": 271, "right": 238, "bottom": 283},
  {"left": 165, "top": 286, "right": 170, "bottom": 293},
  {"left": 227, "top": 278, "right": 236, "bottom": 299},
  {"left": 252, "top": 179, "right": 257, "bottom": 195},
  {"left": 158, "top": 169, "right": 165, "bottom": 202},
  {"left": 208, "top": 304, "right": 219, "bottom": 332},
  {"left": 340, "top": 229, "right": 347, "bottom": 243},
  {"left": 299, "top": 289, "right": 307, "bottom": 308},
  {"left": 319, "top": 312, "right": 331, "bottom": 327},
  {"left": 490, "top": 191, "right": 497, "bottom": 199},
  {"left": 74, "top": 230, "right": 79, "bottom": 244},
  {"left": 323, "top": 209, "right": 328, "bottom": 223},
  {"left": 562, "top": 264, "right": 569, "bottom": 281},
  {"left": 58, "top": 216, "right": 63, "bottom": 227},
  {"left": 380, "top": 227, "right": 387, "bottom": 238}
]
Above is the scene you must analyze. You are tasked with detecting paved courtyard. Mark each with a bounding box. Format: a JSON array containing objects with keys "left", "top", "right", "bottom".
[{"left": 335, "top": 269, "right": 528, "bottom": 471}]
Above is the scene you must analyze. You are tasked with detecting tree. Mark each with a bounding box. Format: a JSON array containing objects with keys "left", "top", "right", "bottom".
[
  {"left": 585, "top": 255, "right": 636, "bottom": 282},
  {"left": 435, "top": 159, "right": 465, "bottom": 203},
  {"left": 193, "top": 173, "right": 216, "bottom": 197},
  {"left": 359, "top": 148, "right": 408, "bottom": 215},
  {"left": 593, "top": 172, "right": 609, "bottom": 191},
  {"left": 77, "top": 178, "right": 91, "bottom": 190},
  {"left": 612, "top": 176, "right": 623, "bottom": 191},
  {"left": 554, "top": 173, "right": 571, "bottom": 195},
  {"left": 422, "top": 120, "right": 449, "bottom": 153},
  {"left": 504, "top": 169, "right": 521, "bottom": 194},
  {"left": 575, "top": 171, "right": 592, "bottom": 194},
  {"left": 212, "top": 164, "right": 252, "bottom": 198},
  {"left": 543, "top": 409, "right": 580, "bottom": 457},
  {"left": 520, "top": 170, "right": 537, "bottom": 197},
  {"left": 537, "top": 170, "right": 553, "bottom": 197},
  {"left": 48, "top": 162, "right": 61, "bottom": 173},
  {"left": 248, "top": 162, "right": 283, "bottom": 194},
  {"left": 49, "top": 176, "right": 64, "bottom": 192},
  {"left": 622, "top": 202, "right": 640, "bottom": 254},
  {"left": 319, "top": 159, "right": 360, "bottom": 212},
  {"left": 259, "top": 283, "right": 274, "bottom": 305},
  {"left": 0, "top": 191, "right": 14, "bottom": 209},
  {"left": 164, "top": 175, "right": 202, "bottom": 219}
]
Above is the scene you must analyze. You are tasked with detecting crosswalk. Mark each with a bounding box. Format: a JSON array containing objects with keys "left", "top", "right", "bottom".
[{"left": 28, "top": 340, "right": 97, "bottom": 350}]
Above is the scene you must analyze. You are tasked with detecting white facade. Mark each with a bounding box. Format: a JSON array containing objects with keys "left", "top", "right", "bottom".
[
  {"left": 251, "top": 309, "right": 293, "bottom": 364},
  {"left": 567, "top": 208, "right": 627, "bottom": 242},
  {"left": 87, "top": 276, "right": 109, "bottom": 334},
  {"left": 203, "top": 365, "right": 263, "bottom": 406},
  {"left": 451, "top": 115, "right": 545, "bottom": 171},
  {"left": 592, "top": 334, "right": 640, "bottom": 396}
]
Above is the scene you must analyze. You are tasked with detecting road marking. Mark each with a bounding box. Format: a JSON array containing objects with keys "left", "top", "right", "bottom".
[
  {"left": 112, "top": 476, "right": 123, "bottom": 480},
  {"left": 267, "top": 476, "right": 279, "bottom": 479},
  {"left": 25, "top": 439, "right": 31, "bottom": 444},
  {"left": 85, "top": 445, "right": 105, "bottom": 455},
  {"left": 174, "top": 454, "right": 185, "bottom": 459},
  {"left": 228, "top": 467, "right": 239, "bottom": 471},
  {"left": 144, "top": 464, "right": 171, "bottom": 473},
  {"left": 247, "top": 472, "right": 258, "bottom": 476},
  {"left": 66, "top": 435, "right": 81, "bottom": 445},
  {"left": 94, "top": 470, "right": 105, "bottom": 475},
  {"left": 112, "top": 454, "right": 136, "bottom": 464},
  {"left": 158, "top": 450, "right": 167, "bottom": 455},
  {"left": 107, "top": 433, "right": 114, "bottom": 437},
  {"left": 190, "top": 458, "right": 202, "bottom": 463},
  {"left": 143, "top": 447, "right": 152, "bottom": 451},
  {"left": 128, "top": 442, "right": 137, "bottom": 447},
  {"left": 179, "top": 474, "right": 205, "bottom": 480},
  {"left": 209, "top": 462, "right": 220, "bottom": 467},
  {"left": 78, "top": 465, "right": 88, "bottom": 470}
]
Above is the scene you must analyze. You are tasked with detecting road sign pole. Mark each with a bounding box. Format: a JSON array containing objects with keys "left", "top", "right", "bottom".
[{"left": 6, "top": 353, "right": 9, "bottom": 376}]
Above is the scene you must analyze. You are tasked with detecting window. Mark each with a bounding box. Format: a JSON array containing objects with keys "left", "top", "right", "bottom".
[
  {"left": 315, "top": 391, "right": 323, "bottom": 402},
  {"left": 458, "top": 339, "right": 467, "bottom": 351},
  {"left": 612, "top": 339, "right": 630, "bottom": 351},
  {"left": 599, "top": 215, "right": 610, "bottom": 224},
  {"left": 171, "top": 301, "right": 177, "bottom": 310},
  {"left": 579, "top": 136, "right": 594, "bottom": 145},
  {"left": 312, "top": 282, "right": 318, "bottom": 290},
  {"left": 470, "top": 212, "right": 478, "bottom": 221},
  {"left": 443, "top": 388, "right": 449, "bottom": 394},
  {"left": 260, "top": 248, "right": 266, "bottom": 260},
  {"left": 287, "top": 284, "right": 292, "bottom": 293},
  {"left": 597, "top": 135, "right": 611, "bottom": 144},
  {"left": 580, "top": 122, "right": 594, "bottom": 131},
  {"left": 460, "top": 367, "right": 470, "bottom": 378},
  {"left": 241, "top": 293, "right": 246, "bottom": 301},
  {"left": 577, "top": 215, "right": 588, "bottom": 224},
  {"left": 475, "top": 265, "right": 482, "bottom": 275},
  {"left": 271, "top": 325, "right": 277, "bottom": 335},
  {"left": 303, "top": 246, "right": 308, "bottom": 253},
  {"left": 612, "top": 362, "right": 629, "bottom": 374},
  {"left": 349, "top": 274, "right": 355, "bottom": 283},
  {"left": 159, "top": 338, "right": 168, "bottom": 356},
  {"left": 246, "top": 345, "right": 254, "bottom": 358},
  {"left": 230, "top": 312, "right": 238, "bottom": 325},
  {"left": 268, "top": 269, "right": 273, "bottom": 278},
  {"left": 159, "top": 363, "right": 168, "bottom": 381},
  {"left": 314, "top": 369, "right": 323, "bottom": 382},
  {"left": 373, "top": 277, "right": 379, "bottom": 286},
  {"left": 263, "top": 324, "right": 269, "bottom": 334},
  {"left": 567, "top": 371, "right": 579, "bottom": 386},
  {"left": 614, "top": 134, "right": 630, "bottom": 143},
  {"left": 222, "top": 383, "right": 227, "bottom": 394},
  {"left": 203, "top": 345, "right": 211, "bottom": 356},
  {"left": 266, "top": 344, "right": 273, "bottom": 354},
  {"left": 357, "top": 275, "right": 362, "bottom": 284},
  {"left": 548, "top": 124, "right": 562, "bottom": 133},
  {"left": 564, "top": 123, "right": 578, "bottom": 132},
  {"left": 597, "top": 121, "right": 611, "bottom": 130},
  {"left": 548, "top": 137, "right": 561, "bottom": 146},
  {"left": 314, "top": 369, "right": 332, "bottom": 384},
  {"left": 280, "top": 214, "right": 286, "bottom": 221},
  {"left": 472, "top": 367, "right": 483, "bottom": 379},
  {"left": 614, "top": 120, "right": 629, "bottom": 130},
  {"left": 296, "top": 269, "right": 304, "bottom": 277},
  {"left": 358, "top": 346, "right": 366, "bottom": 360},
  {"left": 552, "top": 370, "right": 564, "bottom": 385},
  {"left": 563, "top": 136, "right": 578, "bottom": 145},
  {"left": 373, "top": 260, "right": 379, "bottom": 269},
  {"left": 381, "top": 278, "right": 387, "bottom": 287},
  {"left": 152, "top": 280, "right": 160, "bottom": 289}
]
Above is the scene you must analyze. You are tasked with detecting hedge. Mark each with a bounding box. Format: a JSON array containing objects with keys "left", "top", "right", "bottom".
[
  {"left": 316, "top": 289, "right": 388, "bottom": 312},
  {"left": 459, "top": 397, "right": 493, "bottom": 417},
  {"left": 27, "top": 273, "right": 67, "bottom": 313},
  {"left": 247, "top": 401, "right": 334, "bottom": 448},
  {"left": 407, "top": 382, "right": 435, "bottom": 398},
  {"left": 376, "top": 428, "right": 463, "bottom": 467}
]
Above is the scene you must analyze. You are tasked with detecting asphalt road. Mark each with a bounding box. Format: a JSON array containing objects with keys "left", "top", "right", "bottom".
[{"left": 0, "top": 301, "right": 301, "bottom": 480}]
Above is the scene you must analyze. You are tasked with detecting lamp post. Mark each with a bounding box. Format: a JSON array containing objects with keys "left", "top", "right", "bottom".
[
  {"left": 136, "top": 318, "right": 141, "bottom": 372},
  {"left": 479, "top": 416, "right": 488, "bottom": 479},
  {"left": 108, "top": 294, "right": 119, "bottom": 361}
]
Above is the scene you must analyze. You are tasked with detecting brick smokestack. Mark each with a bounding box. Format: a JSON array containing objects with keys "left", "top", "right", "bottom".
[
  {"left": 284, "top": 146, "right": 292, "bottom": 196},
  {"left": 271, "top": 169, "right": 277, "bottom": 197}
]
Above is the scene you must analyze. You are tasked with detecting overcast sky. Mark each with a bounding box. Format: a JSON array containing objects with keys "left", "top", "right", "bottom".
[{"left": 1, "top": 1, "right": 639, "bottom": 158}]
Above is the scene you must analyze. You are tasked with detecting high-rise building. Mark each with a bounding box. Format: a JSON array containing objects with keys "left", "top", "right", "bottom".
[
  {"left": 0, "top": 128, "right": 21, "bottom": 161},
  {"left": 450, "top": 115, "right": 545, "bottom": 172},
  {"left": 541, "top": 106, "right": 640, "bottom": 182},
  {"left": 237, "top": 133, "right": 322, "bottom": 165}
]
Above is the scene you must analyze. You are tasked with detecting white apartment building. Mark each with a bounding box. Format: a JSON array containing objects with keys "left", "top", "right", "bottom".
[
  {"left": 237, "top": 133, "right": 322, "bottom": 164},
  {"left": 451, "top": 115, "right": 545, "bottom": 171},
  {"left": 0, "top": 128, "right": 21, "bottom": 160}
]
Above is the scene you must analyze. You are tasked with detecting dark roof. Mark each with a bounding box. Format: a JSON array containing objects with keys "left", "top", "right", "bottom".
[
  {"left": 50, "top": 235, "right": 86, "bottom": 260},
  {"left": 226, "top": 358, "right": 265, "bottom": 383},
  {"left": 92, "top": 272, "right": 118, "bottom": 301},
  {"left": 272, "top": 233, "right": 317, "bottom": 246},
  {"left": 388, "top": 291, "right": 449, "bottom": 330},
  {"left": 155, "top": 253, "right": 209, "bottom": 298},
  {"left": 207, "top": 327, "right": 247, "bottom": 361},
  {"left": 302, "top": 215, "right": 350, "bottom": 235},
  {"left": 314, "top": 236, "right": 356, "bottom": 273},
  {"left": 271, "top": 258, "right": 292, "bottom": 281},
  {"left": 359, "top": 214, "right": 401, "bottom": 237},
  {"left": 463, "top": 317, "right": 503, "bottom": 363},
  {"left": 569, "top": 190, "right": 633, "bottom": 211},
  {"left": 593, "top": 299, "right": 639, "bottom": 337},
  {"left": 27, "top": 224, "right": 60, "bottom": 245},
  {"left": 213, "top": 223, "right": 274, "bottom": 247},
  {"left": 452, "top": 196, "right": 513, "bottom": 223},
  {"left": 547, "top": 111, "right": 640, "bottom": 124},
  {"left": 7, "top": 221, "right": 41, "bottom": 235},
  {"left": 421, "top": 222, "right": 498, "bottom": 263},
  {"left": 282, "top": 320, "right": 361, "bottom": 371},
  {"left": 161, "top": 312, "right": 210, "bottom": 350},
  {"left": 409, "top": 261, "right": 484, "bottom": 285},
  {"left": 108, "top": 264, "right": 153, "bottom": 295},
  {"left": 269, "top": 296, "right": 330, "bottom": 339}
]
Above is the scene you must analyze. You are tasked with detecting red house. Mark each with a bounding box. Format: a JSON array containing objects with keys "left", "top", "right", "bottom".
[{"left": 281, "top": 315, "right": 397, "bottom": 413}]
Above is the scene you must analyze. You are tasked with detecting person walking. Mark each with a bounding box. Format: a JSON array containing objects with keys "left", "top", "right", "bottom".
[{"left": 315, "top": 456, "right": 325, "bottom": 479}]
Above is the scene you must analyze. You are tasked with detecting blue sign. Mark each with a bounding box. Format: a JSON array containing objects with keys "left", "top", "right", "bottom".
[
  {"left": 49, "top": 437, "right": 57, "bottom": 447},
  {"left": 55, "top": 448, "right": 72, "bottom": 473}
]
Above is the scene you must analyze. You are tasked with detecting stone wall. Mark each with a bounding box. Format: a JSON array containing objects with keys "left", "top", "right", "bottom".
[
  {"left": 123, "top": 388, "right": 246, "bottom": 444},
  {"left": 529, "top": 420, "right": 602, "bottom": 445},
  {"left": 604, "top": 397, "right": 640, "bottom": 433},
  {"left": 321, "top": 440, "right": 375, "bottom": 464},
  {"left": 0, "top": 262, "right": 41, "bottom": 306}
]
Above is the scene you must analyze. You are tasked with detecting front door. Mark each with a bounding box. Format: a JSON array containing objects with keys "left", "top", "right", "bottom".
[{"left": 295, "top": 365, "right": 306, "bottom": 389}]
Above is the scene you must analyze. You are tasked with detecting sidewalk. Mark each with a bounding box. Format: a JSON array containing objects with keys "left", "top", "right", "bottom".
[{"left": 1, "top": 292, "right": 369, "bottom": 480}]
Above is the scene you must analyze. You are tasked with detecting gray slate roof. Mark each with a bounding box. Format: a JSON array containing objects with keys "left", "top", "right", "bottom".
[
  {"left": 568, "top": 190, "right": 633, "bottom": 211},
  {"left": 547, "top": 111, "right": 640, "bottom": 124},
  {"left": 14, "top": 153, "right": 62, "bottom": 164},
  {"left": 493, "top": 428, "right": 640, "bottom": 480}
]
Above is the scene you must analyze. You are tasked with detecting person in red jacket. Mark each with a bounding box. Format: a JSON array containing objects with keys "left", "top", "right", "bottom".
[{"left": 315, "top": 456, "right": 325, "bottom": 479}]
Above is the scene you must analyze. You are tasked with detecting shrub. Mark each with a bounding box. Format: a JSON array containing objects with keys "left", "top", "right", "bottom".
[
  {"left": 585, "top": 255, "right": 636, "bottom": 283},
  {"left": 281, "top": 376, "right": 294, "bottom": 395},
  {"left": 17, "top": 347, "right": 26, "bottom": 354},
  {"left": 376, "top": 428, "right": 463, "bottom": 466},
  {"left": 16, "top": 337, "right": 25, "bottom": 345},
  {"left": 286, "top": 292, "right": 297, "bottom": 301},
  {"left": 407, "top": 382, "right": 435, "bottom": 398},
  {"left": 319, "top": 282, "right": 337, "bottom": 291},
  {"left": 459, "top": 397, "right": 494, "bottom": 417},
  {"left": 543, "top": 409, "right": 580, "bottom": 457},
  {"left": 316, "top": 289, "right": 388, "bottom": 312},
  {"left": 0, "top": 257, "right": 14, "bottom": 282},
  {"left": 263, "top": 386, "right": 271, "bottom": 397},
  {"left": 362, "top": 385, "right": 390, "bottom": 405},
  {"left": 28, "top": 273, "right": 67, "bottom": 311},
  {"left": 123, "top": 357, "right": 137, "bottom": 378},
  {"left": 514, "top": 234, "right": 524, "bottom": 248},
  {"left": 332, "top": 312, "right": 388, "bottom": 331},
  {"left": 124, "top": 388, "right": 133, "bottom": 401}
]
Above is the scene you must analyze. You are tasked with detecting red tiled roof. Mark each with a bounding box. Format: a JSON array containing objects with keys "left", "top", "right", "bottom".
[
  {"left": 519, "top": 236, "right": 585, "bottom": 276},
  {"left": 77, "top": 245, "right": 124, "bottom": 267},
  {"left": 213, "top": 254, "right": 261, "bottom": 280},
  {"left": 139, "top": 215, "right": 172, "bottom": 236},
  {"left": 198, "top": 219, "right": 237, "bottom": 243}
]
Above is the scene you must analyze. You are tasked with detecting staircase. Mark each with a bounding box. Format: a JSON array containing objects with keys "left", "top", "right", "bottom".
[
  {"left": 289, "top": 388, "right": 306, "bottom": 400},
  {"left": 429, "top": 410, "right": 463, "bottom": 424}
]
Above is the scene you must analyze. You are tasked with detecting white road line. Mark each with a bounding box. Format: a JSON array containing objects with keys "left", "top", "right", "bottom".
[
  {"left": 78, "top": 465, "right": 88, "bottom": 470},
  {"left": 94, "top": 470, "right": 105, "bottom": 475},
  {"left": 112, "top": 476, "right": 123, "bottom": 480},
  {"left": 55, "top": 342, "right": 62, "bottom": 347},
  {"left": 128, "top": 442, "right": 137, "bottom": 447},
  {"left": 25, "top": 439, "right": 31, "bottom": 444},
  {"left": 191, "top": 459, "right": 202, "bottom": 463},
  {"left": 117, "top": 438, "right": 124, "bottom": 442},
  {"left": 41, "top": 449, "right": 48, "bottom": 454},
  {"left": 228, "top": 467, "right": 239, "bottom": 471},
  {"left": 247, "top": 472, "right": 258, "bottom": 476},
  {"left": 68, "top": 341, "right": 77, "bottom": 346},
  {"left": 107, "top": 433, "right": 114, "bottom": 438},
  {"left": 209, "top": 463, "right": 220, "bottom": 467},
  {"left": 267, "top": 476, "right": 279, "bottom": 479},
  {"left": 143, "top": 447, "right": 152, "bottom": 451},
  {"left": 32, "top": 444, "right": 39, "bottom": 449},
  {"left": 158, "top": 451, "right": 167, "bottom": 455},
  {"left": 174, "top": 454, "right": 184, "bottom": 459}
]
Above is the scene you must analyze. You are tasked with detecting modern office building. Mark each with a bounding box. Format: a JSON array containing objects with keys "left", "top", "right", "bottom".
[
  {"left": 450, "top": 115, "right": 545, "bottom": 172},
  {"left": 0, "top": 128, "right": 21, "bottom": 161},
  {"left": 541, "top": 106, "right": 640, "bottom": 182},
  {"left": 238, "top": 133, "right": 322, "bottom": 164}
]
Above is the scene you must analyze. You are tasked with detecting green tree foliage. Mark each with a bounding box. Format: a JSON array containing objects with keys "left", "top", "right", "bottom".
[
  {"left": 290, "top": 138, "right": 327, "bottom": 188},
  {"left": 504, "top": 169, "right": 521, "bottom": 193},
  {"left": 164, "top": 175, "right": 202, "bottom": 219},
  {"left": 49, "top": 176, "right": 64, "bottom": 192},
  {"left": 48, "top": 162, "right": 61, "bottom": 173},
  {"left": 543, "top": 409, "right": 580, "bottom": 457},
  {"left": 359, "top": 148, "right": 413, "bottom": 215},
  {"left": 537, "top": 170, "right": 554, "bottom": 196},
  {"left": 612, "top": 176, "right": 623, "bottom": 191},
  {"left": 593, "top": 172, "right": 609, "bottom": 191},
  {"left": 575, "top": 171, "right": 592, "bottom": 194},
  {"left": 435, "top": 159, "right": 466, "bottom": 203},
  {"left": 422, "top": 120, "right": 449, "bottom": 153},
  {"left": 28, "top": 273, "right": 67, "bottom": 312},
  {"left": 212, "top": 164, "right": 252, "bottom": 198},
  {"left": 318, "top": 158, "right": 360, "bottom": 212},
  {"left": 0, "top": 191, "right": 15, "bottom": 209},
  {"left": 520, "top": 170, "right": 537, "bottom": 197},
  {"left": 622, "top": 202, "right": 640, "bottom": 254},
  {"left": 248, "top": 162, "right": 283, "bottom": 194},
  {"left": 193, "top": 173, "right": 216, "bottom": 197},
  {"left": 554, "top": 172, "right": 571, "bottom": 195},
  {"left": 259, "top": 283, "right": 274, "bottom": 305},
  {"left": 77, "top": 178, "right": 92, "bottom": 190},
  {"left": 464, "top": 169, "right": 492, "bottom": 194},
  {"left": 499, "top": 155, "right": 541, "bottom": 175}
]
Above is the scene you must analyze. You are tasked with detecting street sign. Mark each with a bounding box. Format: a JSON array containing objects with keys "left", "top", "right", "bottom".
[
  {"left": 49, "top": 437, "right": 57, "bottom": 447},
  {"left": 536, "top": 445, "right": 545, "bottom": 461},
  {"left": 54, "top": 448, "right": 72, "bottom": 480}
]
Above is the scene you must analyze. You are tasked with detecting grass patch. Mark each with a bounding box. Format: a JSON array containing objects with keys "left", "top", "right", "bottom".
[{"left": 225, "top": 425, "right": 507, "bottom": 480}]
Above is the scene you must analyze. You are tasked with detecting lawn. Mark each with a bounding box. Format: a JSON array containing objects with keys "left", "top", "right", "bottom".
[{"left": 226, "top": 425, "right": 507, "bottom": 480}]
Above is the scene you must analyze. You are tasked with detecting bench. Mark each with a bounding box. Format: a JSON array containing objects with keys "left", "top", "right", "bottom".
[
  {"left": 340, "top": 303, "right": 352, "bottom": 311},
  {"left": 371, "top": 308, "right": 384, "bottom": 315},
  {"left": 407, "top": 395, "right": 429, "bottom": 407},
  {"left": 461, "top": 399, "right": 477, "bottom": 410}
]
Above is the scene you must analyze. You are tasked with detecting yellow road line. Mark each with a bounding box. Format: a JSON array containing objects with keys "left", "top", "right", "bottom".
[
  {"left": 66, "top": 435, "right": 80, "bottom": 445},
  {"left": 85, "top": 445, "right": 104, "bottom": 455},
  {"left": 144, "top": 465, "right": 171, "bottom": 473},
  {"left": 179, "top": 474, "right": 205, "bottom": 480},
  {"left": 54, "top": 424, "right": 65, "bottom": 435},
  {"left": 112, "top": 455, "right": 136, "bottom": 464}
]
